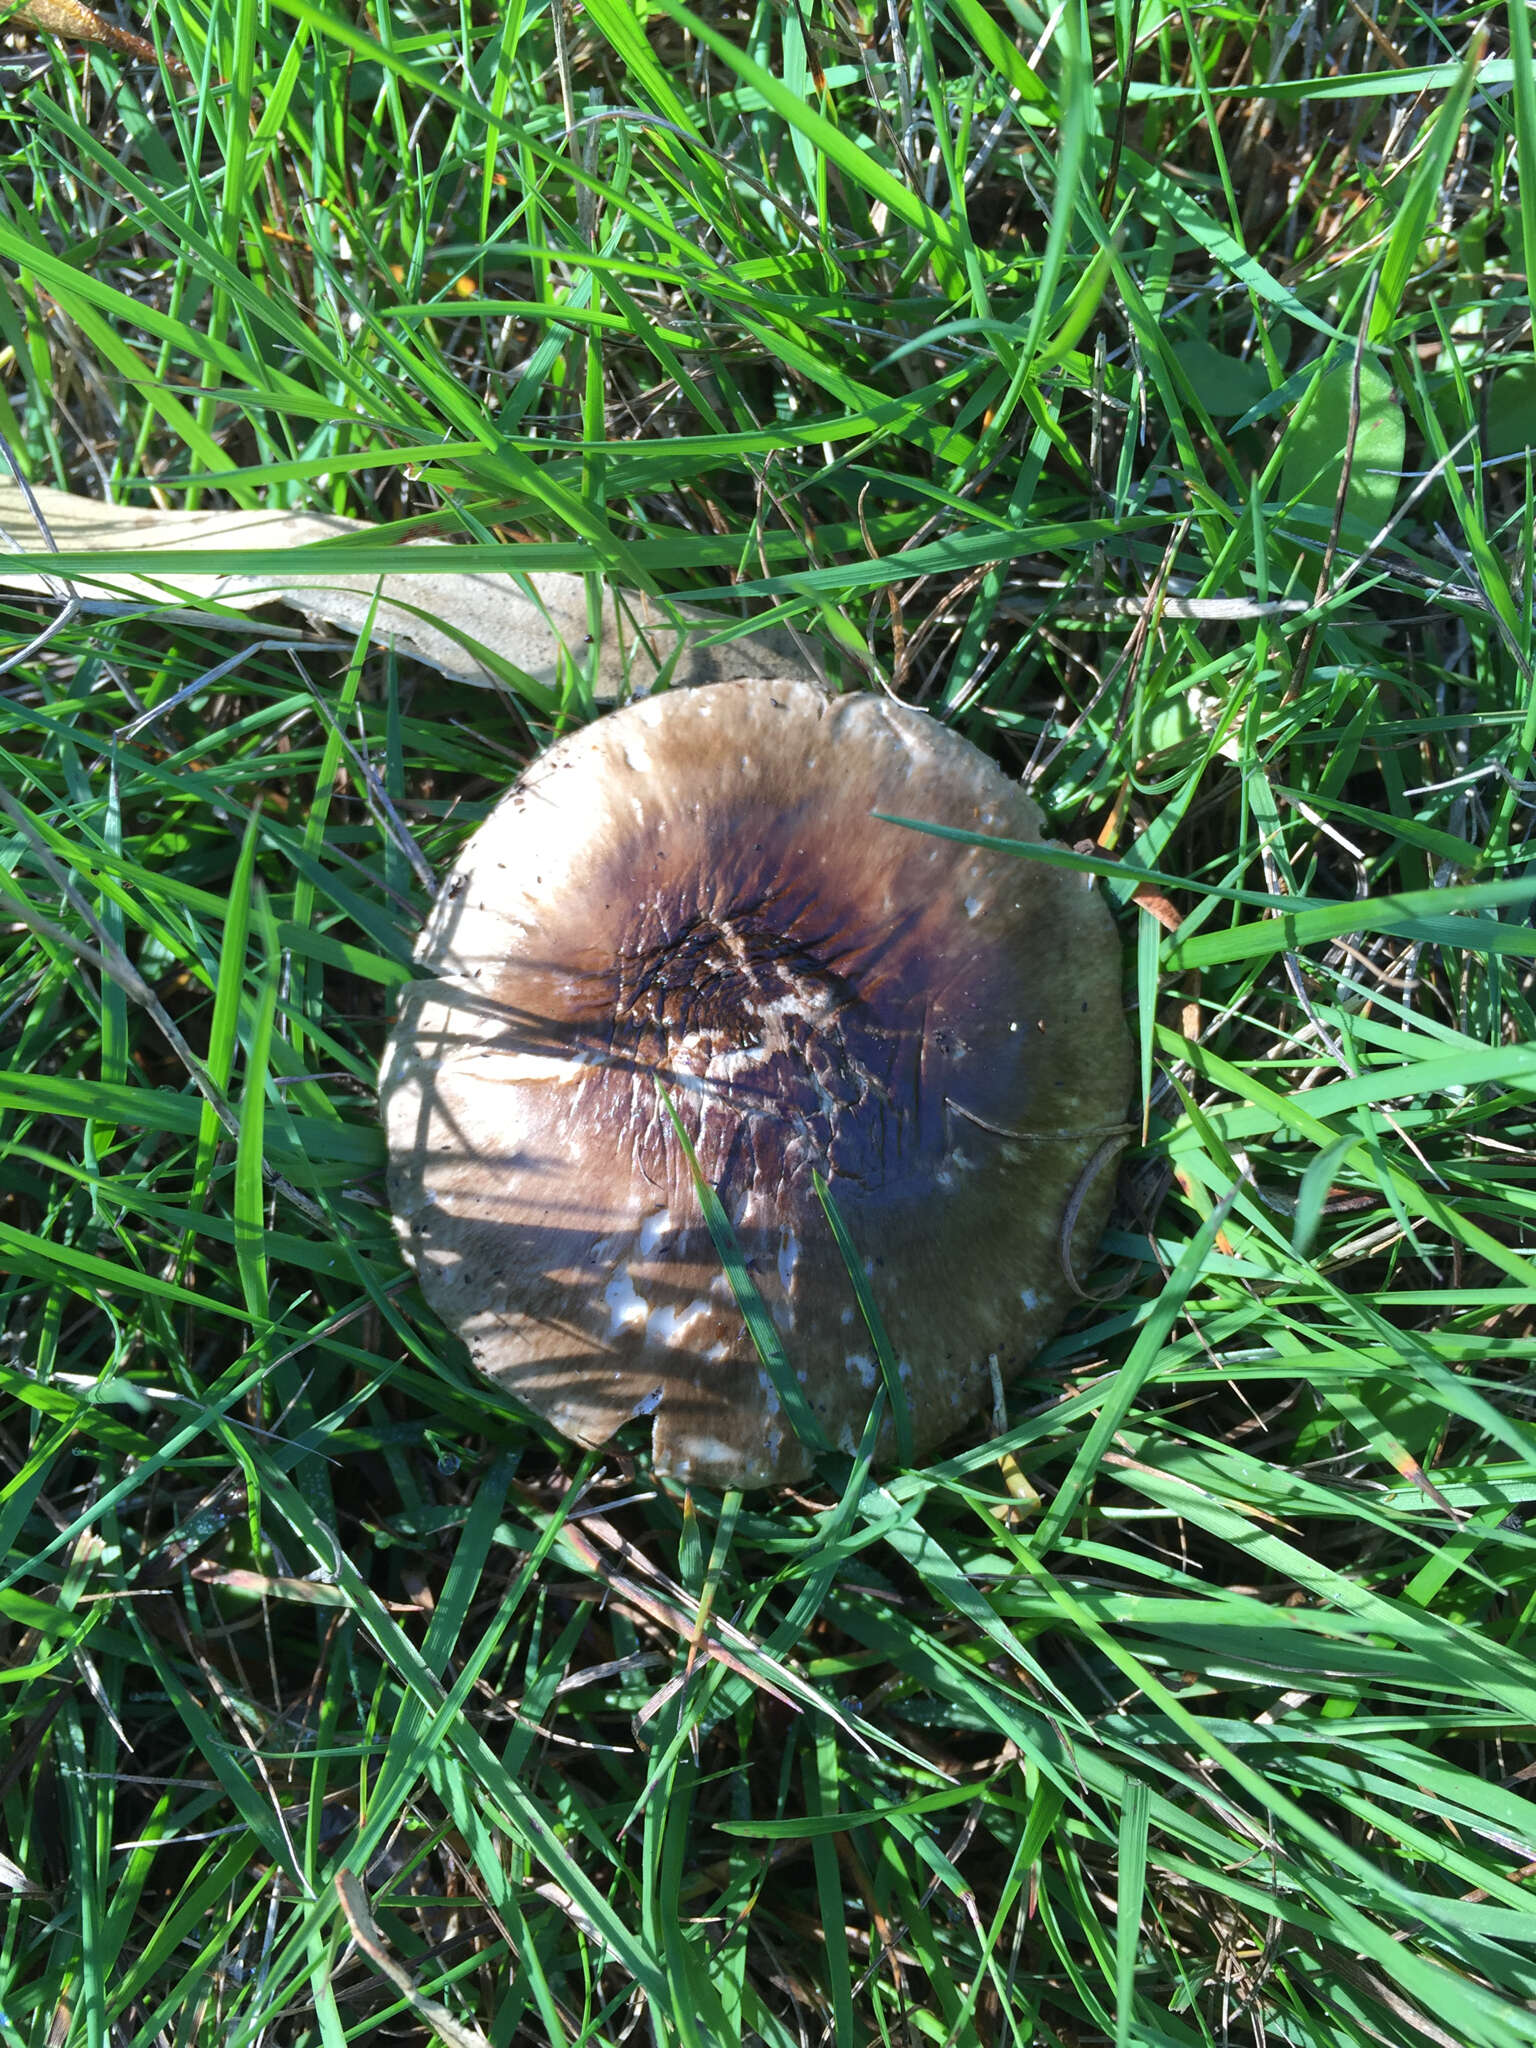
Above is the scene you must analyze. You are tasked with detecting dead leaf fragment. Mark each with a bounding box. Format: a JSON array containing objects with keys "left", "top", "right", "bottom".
[{"left": 0, "top": 482, "right": 813, "bottom": 697}]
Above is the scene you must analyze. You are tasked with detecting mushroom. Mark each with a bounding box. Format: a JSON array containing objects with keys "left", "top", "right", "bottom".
[{"left": 381, "top": 678, "right": 1131, "bottom": 1487}]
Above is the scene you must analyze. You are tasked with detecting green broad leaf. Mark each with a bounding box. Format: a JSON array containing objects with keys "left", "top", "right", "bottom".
[
  {"left": 1278, "top": 352, "right": 1405, "bottom": 562},
  {"left": 1139, "top": 690, "right": 1208, "bottom": 757},
  {"left": 1170, "top": 337, "right": 1272, "bottom": 417},
  {"left": 1486, "top": 359, "right": 1536, "bottom": 459}
]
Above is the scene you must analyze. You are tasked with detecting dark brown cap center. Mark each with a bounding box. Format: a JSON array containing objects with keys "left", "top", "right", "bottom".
[{"left": 583, "top": 900, "right": 928, "bottom": 1203}]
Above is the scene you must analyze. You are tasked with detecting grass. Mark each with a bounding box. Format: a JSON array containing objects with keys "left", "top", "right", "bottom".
[{"left": 1, "top": 0, "right": 1535, "bottom": 2042}]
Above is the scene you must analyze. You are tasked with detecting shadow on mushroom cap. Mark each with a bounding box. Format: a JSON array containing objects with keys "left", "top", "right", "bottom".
[{"left": 381, "top": 678, "right": 1132, "bottom": 1488}]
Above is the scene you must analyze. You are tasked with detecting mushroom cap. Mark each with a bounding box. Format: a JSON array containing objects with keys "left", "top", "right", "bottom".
[{"left": 381, "top": 678, "right": 1131, "bottom": 1487}]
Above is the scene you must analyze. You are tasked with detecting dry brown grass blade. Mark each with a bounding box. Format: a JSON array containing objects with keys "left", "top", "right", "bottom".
[
  {"left": 558, "top": 1516, "right": 801, "bottom": 1709},
  {"left": 335, "top": 1868, "right": 491, "bottom": 2048},
  {"left": 4, "top": 0, "right": 190, "bottom": 76}
]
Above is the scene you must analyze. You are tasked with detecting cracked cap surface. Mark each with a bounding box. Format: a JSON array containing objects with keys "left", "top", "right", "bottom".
[{"left": 380, "top": 677, "right": 1132, "bottom": 1487}]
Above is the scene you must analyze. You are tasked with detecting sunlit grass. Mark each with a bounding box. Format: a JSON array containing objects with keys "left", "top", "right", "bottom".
[{"left": 2, "top": 2, "right": 1535, "bottom": 2044}]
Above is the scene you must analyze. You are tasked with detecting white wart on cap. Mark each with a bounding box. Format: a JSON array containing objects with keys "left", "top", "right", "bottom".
[{"left": 381, "top": 678, "right": 1131, "bottom": 1487}]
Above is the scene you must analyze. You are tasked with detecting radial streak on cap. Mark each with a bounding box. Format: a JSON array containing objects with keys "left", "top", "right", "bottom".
[{"left": 380, "top": 678, "right": 1132, "bottom": 1487}]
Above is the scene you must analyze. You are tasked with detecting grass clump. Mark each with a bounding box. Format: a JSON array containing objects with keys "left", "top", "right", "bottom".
[{"left": 2, "top": 1, "right": 1536, "bottom": 2044}]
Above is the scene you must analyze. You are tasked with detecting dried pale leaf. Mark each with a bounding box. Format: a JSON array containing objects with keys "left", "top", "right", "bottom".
[
  {"left": 0, "top": 1849, "right": 46, "bottom": 1897},
  {"left": 0, "top": 482, "right": 812, "bottom": 696},
  {"left": 1278, "top": 354, "right": 1405, "bottom": 557}
]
